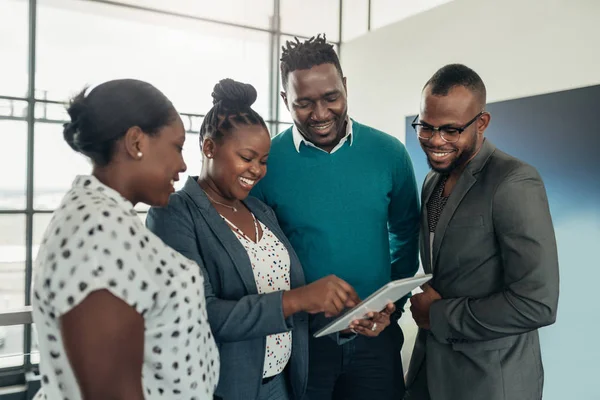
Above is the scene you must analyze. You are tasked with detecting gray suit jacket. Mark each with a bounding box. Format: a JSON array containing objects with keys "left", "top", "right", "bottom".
[
  {"left": 146, "top": 177, "right": 309, "bottom": 400},
  {"left": 405, "top": 140, "right": 559, "bottom": 400}
]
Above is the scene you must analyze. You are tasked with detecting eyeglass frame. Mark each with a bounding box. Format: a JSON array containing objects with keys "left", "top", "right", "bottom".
[{"left": 411, "top": 111, "right": 485, "bottom": 143}]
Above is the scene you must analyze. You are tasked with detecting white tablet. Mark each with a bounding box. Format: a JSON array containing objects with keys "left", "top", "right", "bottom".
[{"left": 313, "top": 274, "right": 433, "bottom": 338}]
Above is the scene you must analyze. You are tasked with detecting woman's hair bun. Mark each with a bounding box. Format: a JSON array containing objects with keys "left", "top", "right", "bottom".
[
  {"left": 62, "top": 90, "right": 89, "bottom": 152},
  {"left": 211, "top": 78, "right": 257, "bottom": 109}
]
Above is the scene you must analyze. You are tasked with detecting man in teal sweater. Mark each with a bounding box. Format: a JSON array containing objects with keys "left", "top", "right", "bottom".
[{"left": 251, "top": 34, "right": 420, "bottom": 400}]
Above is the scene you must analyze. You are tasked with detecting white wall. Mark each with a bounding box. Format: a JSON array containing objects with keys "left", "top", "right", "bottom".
[
  {"left": 341, "top": 0, "right": 600, "bottom": 143},
  {"left": 341, "top": 1, "right": 600, "bottom": 398}
]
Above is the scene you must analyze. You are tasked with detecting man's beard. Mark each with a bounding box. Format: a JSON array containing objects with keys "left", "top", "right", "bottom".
[{"left": 426, "top": 139, "right": 477, "bottom": 174}]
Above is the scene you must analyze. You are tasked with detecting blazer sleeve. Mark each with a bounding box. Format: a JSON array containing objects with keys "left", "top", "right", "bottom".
[
  {"left": 429, "top": 164, "right": 559, "bottom": 343},
  {"left": 146, "top": 196, "right": 294, "bottom": 343}
]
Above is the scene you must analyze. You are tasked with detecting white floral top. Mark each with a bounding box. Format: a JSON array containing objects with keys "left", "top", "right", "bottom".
[
  {"left": 32, "top": 175, "right": 219, "bottom": 400},
  {"left": 221, "top": 214, "right": 292, "bottom": 378}
]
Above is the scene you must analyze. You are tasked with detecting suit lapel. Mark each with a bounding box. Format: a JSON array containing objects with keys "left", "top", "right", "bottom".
[
  {"left": 245, "top": 201, "right": 305, "bottom": 290},
  {"left": 430, "top": 139, "right": 496, "bottom": 272},
  {"left": 421, "top": 173, "right": 441, "bottom": 273},
  {"left": 431, "top": 172, "right": 476, "bottom": 272},
  {"left": 182, "top": 177, "right": 258, "bottom": 295}
]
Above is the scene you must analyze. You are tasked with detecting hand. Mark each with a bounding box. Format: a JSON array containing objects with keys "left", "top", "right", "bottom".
[
  {"left": 347, "top": 303, "right": 395, "bottom": 337},
  {"left": 283, "top": 275, "right": 361, "bottom": 318},
  {"left": 410, "top": 283, "right": 442, "bottom": 330}
]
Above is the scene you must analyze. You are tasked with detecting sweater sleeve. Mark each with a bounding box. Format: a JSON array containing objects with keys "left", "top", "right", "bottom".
[{"left": 388, "top": 139, "right": 421, "bottom": 316}]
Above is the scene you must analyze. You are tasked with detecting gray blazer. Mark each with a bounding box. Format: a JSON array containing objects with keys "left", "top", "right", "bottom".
[
  {"left": 405, "top": 140, "right": 559, "bottom": 400},
  {"left": 146, "top": 177, "right": 309, "bottom": 400}
]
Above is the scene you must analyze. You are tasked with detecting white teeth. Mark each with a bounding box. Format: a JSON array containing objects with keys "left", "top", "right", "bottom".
[
  {"left": 170, "top": 179, "right": 175, "bottom": 186},
  {"left": 433, "top": 152, "right": 450, "bottom": 157},
  {"left": 239, "top": 177, "right": 255, "bottom": 186},
  {"left": 312, "top": 121, "right": 334, "bottom": 130}
]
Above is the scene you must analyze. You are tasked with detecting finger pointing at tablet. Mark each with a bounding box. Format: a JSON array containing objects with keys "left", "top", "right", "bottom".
[{"left": 282, "top": 275, "right": 361, "bottom": 318}]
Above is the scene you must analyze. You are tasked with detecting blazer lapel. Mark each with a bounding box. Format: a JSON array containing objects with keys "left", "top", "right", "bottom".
[
  {"left": 245, "top": 200, "right": 305, "bottom": 290},
  {"left": 181, "top": 177, "right": 259, "bottom": 295},
  {"left": 421, "top": 173, "right": 441, "bottom": 273},
  {"left": 430, "top": 139, "right": 496, "bottom": 272}
]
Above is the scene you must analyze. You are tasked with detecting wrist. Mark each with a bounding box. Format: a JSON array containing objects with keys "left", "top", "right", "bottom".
[{"left": 282, "top": 288, "right": 303, "bottom": 317}]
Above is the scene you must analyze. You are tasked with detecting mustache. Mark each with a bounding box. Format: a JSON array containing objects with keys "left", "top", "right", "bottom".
[{"left": 423, "top": 146, "right": 456, "bottom": 152}]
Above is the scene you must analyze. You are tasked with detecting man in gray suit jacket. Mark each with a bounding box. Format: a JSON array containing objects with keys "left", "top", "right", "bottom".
[{"left": 404, "top": 64, "right": 559, "bottom": 400}]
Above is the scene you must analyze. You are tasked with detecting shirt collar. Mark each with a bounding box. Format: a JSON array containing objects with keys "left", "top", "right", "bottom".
[
  {"left": 72, "top": 175, "right": 136, "bottom": 213},
  {"left": 292, "top": 116, "right": 353, "bottom": 153}
]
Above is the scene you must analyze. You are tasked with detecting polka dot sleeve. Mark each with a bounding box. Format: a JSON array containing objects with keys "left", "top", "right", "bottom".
[{"left": 36, "top": 208, "right": 160, "bottom": 319}]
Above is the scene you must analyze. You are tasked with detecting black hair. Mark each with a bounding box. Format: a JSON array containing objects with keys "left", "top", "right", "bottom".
[
  {"left": 199, "top": 78, "right": 267, "bottom": 146},
  {"left": 424, "top": 64, "right": 487, "bottom": 106},
  {"left": 63, "top": 79, "right": 177, "bottom": 166},
  {"left": 280, "top": 34, "right": 344, "bottom": 90}
]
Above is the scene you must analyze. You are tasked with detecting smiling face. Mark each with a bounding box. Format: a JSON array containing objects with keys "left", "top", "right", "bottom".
[
  {"left": 133, "top": 115, "right": 187, "bottom": 207},
  {"left": 203, "top": 123, "right": 271, "bottom": 201},
  {"left": 282, "top": 63, "right": 348, "bottom": 152},
  {"left": 419, "top": 85, "right": 489, "bottom": 174}
]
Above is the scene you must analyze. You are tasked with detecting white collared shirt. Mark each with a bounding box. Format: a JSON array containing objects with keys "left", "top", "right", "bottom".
[{"left": 292, "top": 117, "right": 353, "bottom": 154}]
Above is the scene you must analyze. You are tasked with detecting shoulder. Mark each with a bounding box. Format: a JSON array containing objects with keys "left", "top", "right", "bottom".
[
  {"left": 352, "top": 120, "right": 408, "bottom": 154},
  {"left": 246, "top": 196, "right": 277, "bottom": 220},
  {"left": 146, "top": 191, "right": 196, "bottom": 233},
  {"left": 270, "top": 127, "right": 294, "bottom": 151},
  {"left": 488, "top": 147, "right": 542, "bottom": 183}
]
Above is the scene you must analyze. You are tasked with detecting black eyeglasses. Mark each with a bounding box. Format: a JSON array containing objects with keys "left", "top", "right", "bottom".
[{"left": 411, "top": 111, "right": 485, "bottom": 143}]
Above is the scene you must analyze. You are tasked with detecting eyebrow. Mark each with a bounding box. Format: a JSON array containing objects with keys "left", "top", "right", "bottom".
[
  {"left": 295, "top": 90, "right": 341, "bottom": 103},
  {"left": 419, "top": 119, "right": 462, "bottom": 128}
]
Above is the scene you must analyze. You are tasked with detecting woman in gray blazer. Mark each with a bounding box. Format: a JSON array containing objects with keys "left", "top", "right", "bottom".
[{"left": 146, "top": 79, "right": 361, "bottom": 400}]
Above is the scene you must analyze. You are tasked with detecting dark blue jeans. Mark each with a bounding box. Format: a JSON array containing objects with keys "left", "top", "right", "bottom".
[{"left": 306, "top": 318, "right": 405, "bottom": 400}]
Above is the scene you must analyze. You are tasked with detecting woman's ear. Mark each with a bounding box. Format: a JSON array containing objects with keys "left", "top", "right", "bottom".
[{"left": 203, "top": 138, "right": 216, "bottom": 158}]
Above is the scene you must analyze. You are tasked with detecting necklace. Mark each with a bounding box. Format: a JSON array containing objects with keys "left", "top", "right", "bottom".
[{"left": 203, "top": 190, "right": 239, "bottom": 212}]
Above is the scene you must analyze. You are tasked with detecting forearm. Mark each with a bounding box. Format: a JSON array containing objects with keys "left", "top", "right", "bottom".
[
  {"left": 430, "top": 287, "right": 557, "bottom": 343},
  {"left": 207, "top": 291, "right": 293, "bottom": 342}
]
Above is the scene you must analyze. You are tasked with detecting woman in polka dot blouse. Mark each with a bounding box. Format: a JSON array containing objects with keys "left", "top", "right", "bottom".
[
  {"left": 147, "top": 79, "right": 362, "bottom": 400},
  {"left": 31, "top": 80, "right": 219, "bottom": 400}
]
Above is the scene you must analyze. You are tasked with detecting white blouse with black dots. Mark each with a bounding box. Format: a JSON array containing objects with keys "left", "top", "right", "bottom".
[{"left": 31, "top": 175, "right": 219, "bottom": 400}]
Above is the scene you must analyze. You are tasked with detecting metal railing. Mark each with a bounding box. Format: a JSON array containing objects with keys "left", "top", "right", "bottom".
[{"left": 0, "top": 307, "right": 33, "bottom": 327}]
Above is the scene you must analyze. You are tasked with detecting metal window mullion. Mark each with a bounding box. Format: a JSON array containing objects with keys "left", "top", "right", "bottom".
[{"left": 23, "top": 0, "right": 38, "bottom": 371}]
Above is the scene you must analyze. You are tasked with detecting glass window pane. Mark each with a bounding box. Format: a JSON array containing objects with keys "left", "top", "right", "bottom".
[
  {"left": 0, "top": 121, "right": 28, "bottom": 210},
  {"left": 37, "top": 0, "right": 271, "bottom": 117},
  {"left": 34, "top": 122, "right": 91, "bottom": 210},
  {"left": 370, "top": 0, "right": 454, "bottom": 30},
  {"left": 115, "top": 0, "right": 274, "bottom": 29},
  {"left": 0, "top": 0, "right": 28, "bottom": 98},
  {"left": 342, "top": 0, "right": 369, "bottom": 42},
  {"left": 277, "top": 123, "right": 293, "bottom": 135},
  {"left": 0, "top": 326, "right": 24, "bottom": 368},
  {"left": 280, "top": 0, "right": 340, "bottom": 41},
  {"left": 0, "top": 215, "right": 25, "bottom": 308}
]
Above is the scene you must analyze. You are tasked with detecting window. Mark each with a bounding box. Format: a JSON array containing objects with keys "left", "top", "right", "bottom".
[
  {"left": 0, "top": 214, "right": 26, "bottom": 368},
  {"left": 115, "top": 0, "right": 274, "bottom": 30},
  {"left": 0, "top": 0, "right": 28, "bottom": 98},
  {"left": 34, "top": 123, "right": 92, "bottom": 210},
  {"left": 0, "top": 121, "right": 28, "bottom": 210},
  {"left": 37, "top": 0, "right": 271, "bottom": 117}
]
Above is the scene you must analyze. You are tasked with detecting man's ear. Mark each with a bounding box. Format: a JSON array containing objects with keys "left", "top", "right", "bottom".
[{"left": 280, "top": 91, "right": 290, "bottom": 111}]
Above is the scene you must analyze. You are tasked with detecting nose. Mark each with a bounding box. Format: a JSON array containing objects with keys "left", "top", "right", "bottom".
[
  {"left": 249, "top": 161, "right": 263, "bottom": 177},
  {"left": 428, "top": 129, "right": 447, "bottom": 147},
  {"left": 180, "top": 158, "right": 187, "bottom": 173},
  {"left": 312, "top": 101, "right": 332, "bottom": 121}
]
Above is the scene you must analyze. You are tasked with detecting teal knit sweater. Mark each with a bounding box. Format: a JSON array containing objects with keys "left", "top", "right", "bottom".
[{"left": 251, "top": 120, "right": 420, "bottom": 302}]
